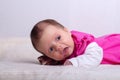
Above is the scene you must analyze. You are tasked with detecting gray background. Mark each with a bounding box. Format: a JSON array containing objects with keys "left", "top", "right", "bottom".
[{"left": 0, "top": 0, "right": 120, "bottom": 38}]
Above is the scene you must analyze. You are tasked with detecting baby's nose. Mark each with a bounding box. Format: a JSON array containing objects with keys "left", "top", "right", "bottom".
[
  {"left": 56, "top": 45, "right": 63, "bottom": 51},
  {"left": 55, "top": 44, "right": 64, "bottom": 52}
]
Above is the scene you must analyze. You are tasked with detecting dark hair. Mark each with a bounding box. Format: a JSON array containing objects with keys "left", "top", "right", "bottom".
[{"left": 30, "top": 19, "right": 65, "bottom": 65}]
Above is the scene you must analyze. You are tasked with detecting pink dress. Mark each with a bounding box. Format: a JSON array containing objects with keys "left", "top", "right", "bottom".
[{"left": 67, "top": 30, "right": 120, "bottom": 64}]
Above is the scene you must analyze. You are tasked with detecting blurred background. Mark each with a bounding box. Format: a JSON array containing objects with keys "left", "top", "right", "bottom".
[{"left": 0, "top": 0, "right": 120, "bottom": 38}]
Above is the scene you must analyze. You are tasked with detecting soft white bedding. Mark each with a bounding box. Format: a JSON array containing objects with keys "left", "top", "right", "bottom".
[{"left": 0, "top": 38, "right": 120, "bottom": 80}]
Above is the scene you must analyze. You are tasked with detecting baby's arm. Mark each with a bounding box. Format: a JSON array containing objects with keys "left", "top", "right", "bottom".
[{"left": 65, "top": 42, "right": 103, "bottom": 68}]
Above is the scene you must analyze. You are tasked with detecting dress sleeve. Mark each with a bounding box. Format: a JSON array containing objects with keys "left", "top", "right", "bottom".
[{"left": 68, "top": 42, "right": 103, "bottom": 68}]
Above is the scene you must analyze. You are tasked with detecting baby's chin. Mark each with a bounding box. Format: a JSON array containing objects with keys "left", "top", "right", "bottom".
[
  {"left": 53, "top": 51, "right": 73, "bottom": 61},
  {"left": 68, "top": 47, "right": 74, "bottom": 55},
  {"left": 56, "top": 55, "right": 72, "bottom": 61},
  {"left": 54, "top": 56, "right": 67, "bottom": 61}
]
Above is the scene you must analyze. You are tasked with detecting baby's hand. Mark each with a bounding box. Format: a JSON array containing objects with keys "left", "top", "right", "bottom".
[
  {"left": 38, "top": 55, "right": 51, "bottom": 65},
  {"left": 64, "top": 60, "right": 73, "bottom": 66},
  {"left": 38, "top": 55, "right": 61, "bottom": 65}
]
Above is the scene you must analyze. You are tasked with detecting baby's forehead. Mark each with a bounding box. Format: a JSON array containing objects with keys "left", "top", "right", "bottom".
[
  {"left": 37, "top": 40, "right": 48, "bottom": 54},
  {"left": 38, "top": 26, "right": 59, "bottom": 47}
]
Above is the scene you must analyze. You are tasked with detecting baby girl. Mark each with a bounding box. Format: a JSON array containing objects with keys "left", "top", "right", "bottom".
[{"left": 30, "top": 19, "right": 120, "bottom": 68}]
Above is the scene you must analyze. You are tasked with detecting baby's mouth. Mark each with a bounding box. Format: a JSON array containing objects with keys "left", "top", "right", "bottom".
[{"left": 63, "top": 47, "right": 69, "bottom": 57}]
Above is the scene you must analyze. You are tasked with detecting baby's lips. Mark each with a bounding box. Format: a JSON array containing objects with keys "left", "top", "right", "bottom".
[{"left": 63, "top": 47, "right": 69, "bottom": 56}]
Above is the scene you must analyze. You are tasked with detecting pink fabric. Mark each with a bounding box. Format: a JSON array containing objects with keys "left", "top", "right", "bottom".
[
  {"left": 95, "top": 34, "right": 120, "bottom": 64},
  {"left": 67, "top": 30, "right": 120, "bottom": 64}
]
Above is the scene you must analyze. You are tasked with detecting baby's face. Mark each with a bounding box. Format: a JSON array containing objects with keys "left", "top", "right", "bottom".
[{"left": 37, "top": 25, "right": 74, "bottom": 61}]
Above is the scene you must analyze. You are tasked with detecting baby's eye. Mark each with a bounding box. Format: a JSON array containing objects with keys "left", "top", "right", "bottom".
[
  {"left": 49, "top": 47, "right": 54, "bottom": 52},
  {"left": 56, "top": 36, "right": 61, "bottom": 41}
]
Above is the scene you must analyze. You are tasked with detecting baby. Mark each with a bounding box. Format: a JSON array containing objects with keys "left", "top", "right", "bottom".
[{"left": 30, "top": 19, "right": 120, "bottom": 68}]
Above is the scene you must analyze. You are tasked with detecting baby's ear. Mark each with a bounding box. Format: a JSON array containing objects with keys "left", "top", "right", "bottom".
[
  {"left": 63, "top": 27, "right": 69, "bottom": 32},
  {"left": 63, "top": 27, "right": 71, "bottom": 35}
]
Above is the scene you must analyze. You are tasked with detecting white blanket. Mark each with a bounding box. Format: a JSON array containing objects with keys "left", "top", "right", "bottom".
[{"left": 0, "top": 38, "right": 120, "bottom": 80}]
